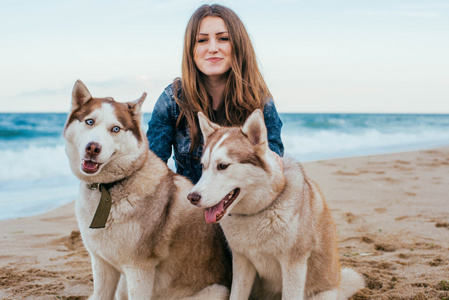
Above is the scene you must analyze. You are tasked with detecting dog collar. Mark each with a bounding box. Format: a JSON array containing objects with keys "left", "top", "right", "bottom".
[{"left": 88, "top": 183, "right": 112, "bottom": 229}]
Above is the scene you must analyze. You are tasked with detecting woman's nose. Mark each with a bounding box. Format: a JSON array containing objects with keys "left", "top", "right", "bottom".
[{"left": 208, "top": 40, "right": 218, "bottom": 53}]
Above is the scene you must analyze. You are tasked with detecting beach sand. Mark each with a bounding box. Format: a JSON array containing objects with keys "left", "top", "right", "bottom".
[{"left": 1, "top": 147, "right": 448, "bottom": 299}]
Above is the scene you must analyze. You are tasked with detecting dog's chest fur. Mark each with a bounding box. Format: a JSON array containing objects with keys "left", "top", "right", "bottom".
[
  {"left": 222, "top": 200, "right": 301, "bottom": 293},
  {"left": 76, "top": 185, "right": 149, "bottom": 267},
  {"left": 75, "top": 157, "right": 181, "bottom": 268},
  {"left": 222, "top": 203, "right": 299, "bottom": 249},
  {"left": 220, "top": 159, "right": 321, "bottom": 292}
]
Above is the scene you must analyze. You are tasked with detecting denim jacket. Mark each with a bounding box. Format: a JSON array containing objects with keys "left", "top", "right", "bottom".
[{"left": 146, "top": 83, "right": 284, "bottom": 184}]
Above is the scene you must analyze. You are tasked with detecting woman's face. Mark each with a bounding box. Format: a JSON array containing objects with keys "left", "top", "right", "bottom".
[{"left": 194, "top": 16, "right": 232, "bottom": 79}]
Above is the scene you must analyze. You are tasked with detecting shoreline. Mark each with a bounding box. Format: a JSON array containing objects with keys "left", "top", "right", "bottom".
[
  {"left": 1, "top": 147, "right": 448, "bottom": 299},
  {"left": 3, "top": 143, "right": 449, "bottom": 223}
]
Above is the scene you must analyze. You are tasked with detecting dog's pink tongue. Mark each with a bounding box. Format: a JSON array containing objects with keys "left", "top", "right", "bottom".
[
  {"left": 83, "top": 160, "right": 97, "bottom": 170},
  {"left": 205, "top": 201, "right": 224, "bottom": 224}
]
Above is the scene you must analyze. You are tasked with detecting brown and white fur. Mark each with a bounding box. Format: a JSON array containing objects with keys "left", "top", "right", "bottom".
[
  {"left": 64, "top": 80, "right": 231, "bottom": 300},
  {"left": 187, "top": 109, "right": 364, "bottom": 300}
]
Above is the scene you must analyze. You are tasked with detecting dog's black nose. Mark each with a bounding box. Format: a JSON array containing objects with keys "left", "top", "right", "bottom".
[
  {"left": 187, "top": 192, "right": 201, "bottom": 205},
  {"left": 85, "top": 142, "right": 102, "bottom": 156}
]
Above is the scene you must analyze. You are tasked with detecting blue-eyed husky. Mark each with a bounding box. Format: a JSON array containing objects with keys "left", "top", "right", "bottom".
[{"left": 64, "top": 80, "right": 231, "bottom": 299}]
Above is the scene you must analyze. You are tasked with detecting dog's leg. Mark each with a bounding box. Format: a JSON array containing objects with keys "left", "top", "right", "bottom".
[
  {"left": 229, "top": 252, "right": 257, "bottom": 300},
  {"left": 115, "top": 274, "right": 128, "bottom": 300},
  {"left": 280, "top": 254, "right": 309, "bottom": 300},
  {"left": 124, "top": 266, "right": 156, "bottom": 299},
  {"left": 91, "top": 255, "right": 121, "bottom": 300},
  {"left": 181, "top": 284, "right": 229, "bottom": 300}
]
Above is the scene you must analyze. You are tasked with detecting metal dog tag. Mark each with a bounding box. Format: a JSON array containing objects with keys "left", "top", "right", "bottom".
[{"left": 89, "top": 184, "right": 112, "bottom": 229}]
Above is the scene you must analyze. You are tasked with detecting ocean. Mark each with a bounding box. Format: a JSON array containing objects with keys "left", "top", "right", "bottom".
[{"left": 1, "top": 113, "right": 449, "bottom": 221}]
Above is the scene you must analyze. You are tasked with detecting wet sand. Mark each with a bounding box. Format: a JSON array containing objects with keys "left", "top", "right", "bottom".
[{"left": 1, "top": 147, "right": 448, "bottom": 299}]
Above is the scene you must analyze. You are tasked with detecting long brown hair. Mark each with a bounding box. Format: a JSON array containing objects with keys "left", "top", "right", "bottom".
[{"left": 175, "top": 4, "right": 271, "bottom": 152}]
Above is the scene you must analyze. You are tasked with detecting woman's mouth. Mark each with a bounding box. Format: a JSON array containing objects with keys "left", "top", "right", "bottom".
[{"left": 206, "top": 57, "right": 222, "bottom": 63}]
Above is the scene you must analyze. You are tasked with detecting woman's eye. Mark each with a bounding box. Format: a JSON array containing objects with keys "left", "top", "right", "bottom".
[
  {"left": 85, "top": 119, "right": 94, "bottom": 126},
  {"left": 219, "top": 37, "right": 229, "bottom": 41},
  {"left": 217, "top": 163, "right": 229, "bottom": 171},
  {"left": 197, "top": 38, "right": 207, "bottom": 43},
  {"left": 112, "top": 126, "right": 121, "bottom": 133}
]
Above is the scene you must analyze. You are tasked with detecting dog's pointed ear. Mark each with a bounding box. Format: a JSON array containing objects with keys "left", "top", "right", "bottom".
[
  {"left": 198, "top": 111, "right": 220, "bottom": 144},
  {"left": 241, "top": 109, "right": 268, "bottom": 150},
  {"left": 127, "top": 92, "right": 147, "bottom": 115},
  {"left": 71, "top": 80, "right": 92, "bottom": 111}
]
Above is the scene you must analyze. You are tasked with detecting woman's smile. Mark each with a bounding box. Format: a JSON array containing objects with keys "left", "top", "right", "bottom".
[{"left": 206, "top": 57, "right": 223, "bottom": 62}]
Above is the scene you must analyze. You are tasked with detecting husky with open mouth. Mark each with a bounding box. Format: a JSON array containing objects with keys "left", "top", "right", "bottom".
[
  {"left": 188, "top": 109, "right": 364, "bottom": 299},
  {"left": 64, "top": 80, "right": 231, "bottom": 299}
]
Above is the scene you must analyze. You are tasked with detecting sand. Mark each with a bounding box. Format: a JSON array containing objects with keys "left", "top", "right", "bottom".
[{"left": 1, "top": 147, "right": 448, "bottom": 299}]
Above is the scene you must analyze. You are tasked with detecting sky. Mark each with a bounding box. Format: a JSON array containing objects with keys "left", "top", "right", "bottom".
[{"left": 1, "top": 0, "right": 448, "bottom": 113}]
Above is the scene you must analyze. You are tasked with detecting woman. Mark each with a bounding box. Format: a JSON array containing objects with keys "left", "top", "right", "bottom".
[{"left": 147, "top": 4, "right": 284, "bottom": 184}]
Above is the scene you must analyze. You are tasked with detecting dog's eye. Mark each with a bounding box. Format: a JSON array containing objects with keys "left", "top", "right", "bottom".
[
  {"left": 217, "top": 163, "right": 229, "bottom": 171},
  {"left": 85, "top": 119, "right": 94, "bottom": 126},
  {"left": 112, "top": 126, "right": 121, "bottom": 133}
]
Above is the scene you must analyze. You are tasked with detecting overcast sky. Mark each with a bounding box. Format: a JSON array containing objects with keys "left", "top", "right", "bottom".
[{"left": 1, "top": 0, "right": 448, "bottom": 113}]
